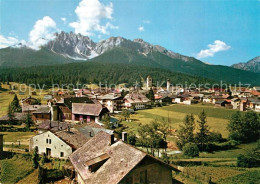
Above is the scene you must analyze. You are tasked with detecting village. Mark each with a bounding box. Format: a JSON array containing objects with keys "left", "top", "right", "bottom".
[{"left": 0, "top": 76, "right": 260, "bottom": 184}]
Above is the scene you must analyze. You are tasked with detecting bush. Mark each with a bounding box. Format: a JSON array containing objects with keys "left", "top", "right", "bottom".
[
  {"left": 127, "top": 134, "right": 137, "bottom": 145},
  {"left": 209, "top": 131, "right": 223, "bottom": 143},
  {"left": 183, "top": 143, "right": 199, "bottom": 157},
  {"left": 237, "top": 139, "right": 260, "bottom": 168},
  {"left": 237, "top": 154, "right": 260, "bottom": 168}
]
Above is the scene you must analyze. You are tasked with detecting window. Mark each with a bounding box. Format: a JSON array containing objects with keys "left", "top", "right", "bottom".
[
  {"left": 46, "top": 139, "right": 48, "bottom": 143},
  {"left": 49, "top": 139, "right": 51, "bottom": 144},
  {"left": 41, "top": 115, "right": 44, "bottom": 118},
  {"left": 60, "top": 152, "right": 64, "bottom": 157}
]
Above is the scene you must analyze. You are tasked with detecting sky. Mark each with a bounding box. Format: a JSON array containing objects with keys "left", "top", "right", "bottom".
[{"left": 0, "top": 0, "right": 259, "bottom": 66}]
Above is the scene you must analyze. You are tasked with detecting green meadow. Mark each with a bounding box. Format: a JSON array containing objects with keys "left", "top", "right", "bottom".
[{"left": 122, "top": 104, "right": 242, "bottom": 138}]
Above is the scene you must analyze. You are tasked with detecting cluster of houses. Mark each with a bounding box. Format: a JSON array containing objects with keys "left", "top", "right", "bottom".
[
  {"left": 28, "top": 126, "right": 178, "bottom": 184},
  {"left": 1, "top": 77, "right": 260, "bottom": 126},
  {"left": 1, "top": 76, "right": 260, "bottom": 183}
]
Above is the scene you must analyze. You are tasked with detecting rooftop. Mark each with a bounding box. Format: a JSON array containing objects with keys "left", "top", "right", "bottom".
[
  {"left": 32, "top": 106, "right": 51, "bottom": 114},
  {"left": 69, "top": 131, "right": 146, "bottom": 184},
  {"left": 55, "top": 129, "right": 90, "bottom": 150},
  {"left": 72, "top": 103, "right": 103, "bottom": 116},
  {"left": 37, "top": 120, "right": 69, "bottom": 132},
  {"left": 69, "top": 131, "right": 178, "bottom": 184}
]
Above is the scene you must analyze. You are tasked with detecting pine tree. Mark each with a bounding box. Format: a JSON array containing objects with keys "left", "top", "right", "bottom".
[
  {"left": 196, "top": 110, "right": 210, "bottom": 151},
  {"left": 147, "top": 88, "right": 155, "bottom": 102},
  {"left": 227, "top": 111, "right": 243, "bottom": 141},
  {"left": 8, "top": 103, "right": 14, "bottom": 121},
  {"left": 32, "top": 147, "right": 39, "bottom": 169},
  {"left": 102, "top": 114, "right": 111, "bottom": 129},
  {"left": 25, "top": 111, "right": 33, "bottom": 130},
  {"left": 10, "top": 94, "right": 22, "bottom": 112},
  {"left": 177, "top": 114, "right": 195, "bottom": 149}
]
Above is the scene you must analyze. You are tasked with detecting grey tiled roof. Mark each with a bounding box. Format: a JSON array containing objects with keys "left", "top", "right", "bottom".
[
  {"left": 72, "top": 103, "right": 103, "bottom": 116},
  {"left": 69, "top": 131, "right": 146, "bottom": 184}
]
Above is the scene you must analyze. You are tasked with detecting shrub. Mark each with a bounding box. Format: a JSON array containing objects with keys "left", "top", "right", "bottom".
[
  {"left": 209, "top": 131, "right": 223, "bottom": 143},
  {"left": 127, "top": 134, "right": 137, "bottom": 145},
  {"left": 237, "top": 139, "right": 260, "bottom": 168},
  {"left": 237, "top": 154, "right": 260, "bottom": 168},
  {"left": 183, "top": 143, "right": 199, "bottom": 157}
]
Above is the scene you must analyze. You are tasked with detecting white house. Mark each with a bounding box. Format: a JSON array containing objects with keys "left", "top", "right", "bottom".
[
  {"left": 124, "top": 93, "right": 151, "bottom": 110},
  {"left": 29, "top": 129, "right": 89, "bottom": 159}
]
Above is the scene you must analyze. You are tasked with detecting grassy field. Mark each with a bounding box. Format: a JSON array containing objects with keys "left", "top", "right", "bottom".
[
  {"left": 0, "top": 82, "right": 50, "bottom": 117},
  {"left": 121, "top": 104, "right": 240, "bottom": 138},
  {"left": 16, "top": 169, "right": 38, "bottom": 184},
  {"left": 0, "top": 132, "right": 35, "bottom": 142},
  {"left": 120, "top": 104, "right": 260, "bottom": 184},
  {"left": 0, "top": 154, "right": 34, "bottom": 184},
  {"left": 182, "top": 166, "right": 260, "bottom": 184},
  {"left": 200, "top": 142, "right": 258, "bottom": 158},
  {"left": 218, "top": 169, "right": 260, "bottom": 184}
]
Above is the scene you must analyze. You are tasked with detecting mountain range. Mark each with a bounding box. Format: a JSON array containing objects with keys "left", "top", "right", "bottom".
[
  {"left": 0, "top": 31, "right": 259, "bottom": 85},
  {"left": 231, "top": 56, "right": 260, "bottom": 73}
]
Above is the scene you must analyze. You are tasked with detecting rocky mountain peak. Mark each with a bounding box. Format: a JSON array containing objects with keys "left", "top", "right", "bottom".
[
  {"left": 232, "top": 56, "right": 260, "bottom": 73},
  {"left": 25, "top": 31, "right": 192, "bottom": 62}
]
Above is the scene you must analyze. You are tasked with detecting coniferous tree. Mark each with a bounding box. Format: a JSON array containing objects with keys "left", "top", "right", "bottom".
[
  {"left": 25, "top": 111, "right": 33, "bottom": 130},
  {"left": 147, "top": 88, "right": 155, "bottom": 102},
  {"left": 196, "top": 110, "right": 210, "bottom": 151},
  {"left": 8, "top": 103, "right": 14, "bottom": 121},
  {"left": 177, "top": 114, "right": 195, "bottom": 149},
  {"left": 227, "top": 111, "right": 244, "bottom": 142},
  {"left": 242, "top": 111, "right": 260, "bottom": 143},
  {"left": 32, "top": 147, "right": 39, "bottom": 169},
  {"left": 10, "top": 94, "right": 22, "bottom": 112},
  {"left": 7, "top": 104, "right": 14, "bottom": 124},
  {"left": 102, "top": 114, "right": 111, "bottom": 129}
]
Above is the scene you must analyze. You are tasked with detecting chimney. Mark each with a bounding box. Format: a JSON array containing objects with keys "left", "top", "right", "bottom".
[
  {"left": 122, "top": 132, "right": 127, "bottom": 142},
  {"left": 110, "top": 134, "right": 115, "bottom": 145},
  {"left": 89, "top": 131, "right": 93, "bottom": 137},
  {"left": 68, "top": 126, "right": 71, "bottom": 133}
]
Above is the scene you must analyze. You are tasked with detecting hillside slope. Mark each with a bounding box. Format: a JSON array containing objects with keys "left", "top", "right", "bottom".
[
  {"left": 0, "top": 47, "right": 82, "bottom": 68},
  {"left": 89, "top": 47, "right": 260, "bottom": 85}
]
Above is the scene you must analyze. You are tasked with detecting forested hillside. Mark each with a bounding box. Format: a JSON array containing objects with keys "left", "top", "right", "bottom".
[{"left": 0, "top": 62, "right": 216, "bottom": 88}]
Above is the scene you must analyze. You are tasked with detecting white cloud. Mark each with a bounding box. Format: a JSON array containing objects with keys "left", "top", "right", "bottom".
[
  {"left": 138, "top": 26, "right": 144, "bottom": 32},
  {"left": 69, "top": 0, "right": 118, "bottom": 36},
  {"left": 143, "top": 20, "right": 151, "bottom": 24},
  {"left": 0, "top": 34, "right": 25, "bottom": 48},
  {"left": 61, "top": 17, "right": 67, "bottom": 24},
  {"left": 28, "top": 16, "right": 57, "bottom": 50},
  {"left": 196, "top": 40, "right": 231, "bottom": 59}
]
